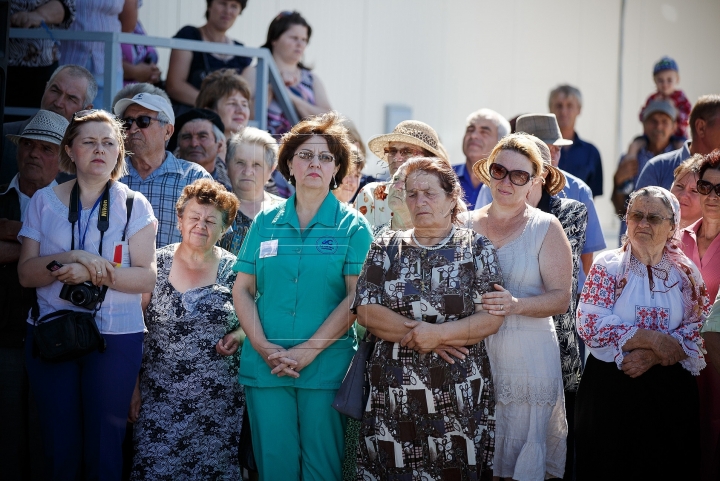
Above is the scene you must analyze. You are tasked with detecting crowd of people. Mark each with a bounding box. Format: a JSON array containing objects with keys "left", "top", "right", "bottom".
[{"left": 2, "top": 2, "right": 720, "bottom": 481}]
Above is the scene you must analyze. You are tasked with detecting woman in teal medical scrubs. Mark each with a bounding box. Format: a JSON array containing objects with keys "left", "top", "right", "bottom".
[{"left": 232, "top": 111, "right": 372, "bottom": 481}]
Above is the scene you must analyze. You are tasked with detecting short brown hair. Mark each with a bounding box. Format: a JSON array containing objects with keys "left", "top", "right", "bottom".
[
  {"left": 689, "top": 94, "right": 720, "bottom": 139},
  {"left": 196, "top": 69, "right": 251, "bottom": 111},
  {"left": 673, "top": 154, "right": 703, "bottom": 182},
  {"left": 404, "top": 157, "right": 466, "bottom": 225},
  {"left": 176, "top": 178, "right": 240, "bottom": 229},
  {"left": 698, "top": 150, "right": 720, "bottom": 180},
  {"left": 276, "top": 111, "right": 353, "bottom": 190},
  {"left": 59, "top": 110, "right": 127, "bottom": 180}
]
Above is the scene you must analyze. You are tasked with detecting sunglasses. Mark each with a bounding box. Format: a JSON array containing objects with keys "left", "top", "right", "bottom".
[
  {"left": 626, "top": 211, "right": 672, "bottom": 225},
  {"left": 384, "top": 147, "right": 422, "bottom": 160},
  {"left": 489, "top": 163, "right": 534, "bottom": 186},
  {"left": 293, "top": 150, "right": 335, "bottom": 164},
  {"left": 696, "top": 179, "right": 720, "bottom": 196},
  {"left": 122, "top": 115, "right": 163, "bottom": 130}
]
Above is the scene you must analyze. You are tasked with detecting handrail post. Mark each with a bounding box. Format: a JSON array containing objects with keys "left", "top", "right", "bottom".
[
  {"left": 104, "top": 31, "right": 120, "bottom": 109},
  {"left": 255, "top": 54, "right": 268, "bottom": 131}
]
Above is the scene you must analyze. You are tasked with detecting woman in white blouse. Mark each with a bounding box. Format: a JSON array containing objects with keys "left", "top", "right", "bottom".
[
  {"left": 575, "top": 186, "right": 708, "bottom": 480},
  {"left": 18, "top": 110, "right": 157, "bottom": 479}
]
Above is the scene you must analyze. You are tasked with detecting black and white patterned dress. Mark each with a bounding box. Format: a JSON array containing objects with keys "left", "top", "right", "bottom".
[
  {"left": 353, "top": 228, "right": 501, "bottom": 481},
  {"left": 130, "top": 244, "right": 243, "bottom": 481}
]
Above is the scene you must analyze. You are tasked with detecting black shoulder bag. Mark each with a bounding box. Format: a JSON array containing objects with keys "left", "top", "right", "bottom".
[
  {"left": 332, "top": 233, "right": 401, "bottom": 420},
  {"left": 33, "top": 184, "right": 135, "bottom": 362}
]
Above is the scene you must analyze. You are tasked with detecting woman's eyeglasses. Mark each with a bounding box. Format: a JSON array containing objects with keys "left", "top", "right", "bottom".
[
  {"left": 384, "top": 147, "right": 422, "bottom": 160},
  {"left": 695, "top": 179, "right": 720, "bottom": 196},
  {"left": 489, "top": 163, "right": 533, "bottom": 186},
  {"left": 293, "top": 150, "right": 335, "bottom": 164},
  {"left": 122, "top": 115, "right": 163, "bottom": 130},
  {"left": 626, "top": 211, "right": 672, "bottom": 225}
]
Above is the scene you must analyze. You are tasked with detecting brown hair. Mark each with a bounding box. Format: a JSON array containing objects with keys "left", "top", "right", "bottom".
[
  {"left": 689, "top": 94, "right": 720, "bottom": 139},
  {"left": 196, "top": 69, "right": 251, "bottom": 111},
  {"left": 59, "top": 110, "right": 127, "bottom": 180},
  {"left": 277, "top": 111, "right": 352, "bottom": 190},
  {"left": 673, "top": 154, "right": 703, "bottom": 183},
  {"left": 176, "top": 178, "right": 240, "bottom": 229},
  {"left": 472, "top": 133, "right": 544, "bottom": 186},
  {"left": 698, "top": 150, "right": 720, "bottom": 180},
  {"left": 341, "top": 119, "right": 366, "bottom": 158},
  {"left": 403, "top": 157, "right": 466, "bottom": 225},
  {"left": 205, "top": 0, "right": 246, "bottom": 20}
]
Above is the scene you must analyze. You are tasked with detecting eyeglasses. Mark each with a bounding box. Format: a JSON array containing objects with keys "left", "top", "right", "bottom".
[
  {"left": 489, "top": 163, "right": 534, "bottom": 186},
  {"left": 122, "top": 115, "right": 163, "bottom": 130},
  {"left": 384, "top": 147, "right": 422, "bottom": 160},
  {"left": 696, "top": 179, "right": 720, "bottom": 196},
  {"left": 293, "top": 150, "right": 335, "bottom": 164},
  {"left": 626, "top": 211, "right": 672, "bottom": 225},
  {"left": 69, "top": 109, "right": 103, "bottom": 126}
]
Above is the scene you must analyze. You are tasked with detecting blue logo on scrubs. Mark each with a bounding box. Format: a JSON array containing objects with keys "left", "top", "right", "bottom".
[{"left": 316, "top": 237, "right": 338, "bottom": 254}]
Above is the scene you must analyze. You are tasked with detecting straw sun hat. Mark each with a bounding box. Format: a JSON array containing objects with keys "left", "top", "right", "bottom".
[{"left": 367, "top": 120, "right": 446, "bottom": 161}]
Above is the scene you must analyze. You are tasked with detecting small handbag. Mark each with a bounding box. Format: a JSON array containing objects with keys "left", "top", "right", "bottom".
[
  {"left": 33, "top": 309, "right": 106, "bottom": 362},
  {"left": 331, "top": 332, "right": 375, "bottom": 420}
]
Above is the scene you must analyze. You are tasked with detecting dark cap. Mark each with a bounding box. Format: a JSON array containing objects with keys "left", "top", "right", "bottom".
[{"left": 168, "top": 108, "right": 226, "bottom": 152}]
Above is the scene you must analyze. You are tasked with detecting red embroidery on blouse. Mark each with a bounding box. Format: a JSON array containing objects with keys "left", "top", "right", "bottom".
[{"left": 580, "top": 264, "right": 616, "bottom": 308}]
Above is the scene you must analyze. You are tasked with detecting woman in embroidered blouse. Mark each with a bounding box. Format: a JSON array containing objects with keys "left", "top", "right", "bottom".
[
  {"left": 219, "top": 127, "right": 284, "bottom": 255},
  {"left": 354, "top": 157, "right": 503, "bottom": 480},
  {"left": 575, "top": 186, "right": 709, "bottom": 481},
  {"left": 18, "top": 110, "right": 157, "bottom": 479},
  {"left": 679, "top": 150, "right": 720, "bottom": 481}
]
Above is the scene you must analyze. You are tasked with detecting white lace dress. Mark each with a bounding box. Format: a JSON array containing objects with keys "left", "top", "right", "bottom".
[{"left": 484, "top": 209, "right": 567, "bottom": 480}]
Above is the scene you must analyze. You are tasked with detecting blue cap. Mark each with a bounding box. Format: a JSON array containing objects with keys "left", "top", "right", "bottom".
[{"left": 654, "top": 56, "right": 679, "bottom": 75}]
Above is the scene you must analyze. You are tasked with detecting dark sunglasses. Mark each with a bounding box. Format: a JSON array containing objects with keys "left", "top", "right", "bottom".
[
  {"left": 122, "top": 115, "right": 163, "bottom": 130},
  {"left": 626, "top": 211, "right": 672, "bottom": 225},
  {"left": 696, "top": 179, "right": 720, "bottom": 196},
  {"left": 489, "top": 163, "right": 533, "bottom": 186}
]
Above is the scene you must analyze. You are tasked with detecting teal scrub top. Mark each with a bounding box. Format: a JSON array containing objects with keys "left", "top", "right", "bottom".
[{"left": 234, "top": 193, "right": 373, "bottom": 389}]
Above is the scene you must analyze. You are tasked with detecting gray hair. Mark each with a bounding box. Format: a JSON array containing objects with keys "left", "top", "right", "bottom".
[
  {"left": 465, "top": 108, "right": 511, "bottom": 141},
  {"left": 47, "top": 64, "right": 98, "bottom": 107},
  {"left": 111, "top": 83, "right": 171, "bottom": 111},
  {"left": 226, "top": 127, "right": 278, "bottom": 170},
  {"left": 182, "top": 118, "right": 226, "bottom": 144},
  {"left": 549, "top": 84, "right": 583, "bottom": 109}
]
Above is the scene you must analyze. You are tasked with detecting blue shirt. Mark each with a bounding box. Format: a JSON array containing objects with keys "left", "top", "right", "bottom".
[
  {"left": 453, "top": 162, "right": 483, "bottom": 207},
  {"left": 559, "top": 132, "right": 604, "bottom": 197},
  {"left": 119, "top": 151, "right": 212, "bottom": 248},
  {"left": 635, "top": 141, "right": 692, "bottom": 191},
  {"left": 234, "top": 193, "right": 373, "bottom": 388},
  {"left": 474, "top": 170, "right": 606, "bottom": 287}
]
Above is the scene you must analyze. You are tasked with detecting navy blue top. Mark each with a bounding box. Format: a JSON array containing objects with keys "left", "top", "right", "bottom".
[
  {"left": 558, "top": 132, "right": 604, "bottom": 197},
  {"left": 453, "top": 162, "right": 483, "bottom": 207}
]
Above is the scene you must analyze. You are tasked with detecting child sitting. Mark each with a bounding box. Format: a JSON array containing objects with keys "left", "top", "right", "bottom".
[{"left": 639, "top": 56, "right": 691, "bottom": 140}]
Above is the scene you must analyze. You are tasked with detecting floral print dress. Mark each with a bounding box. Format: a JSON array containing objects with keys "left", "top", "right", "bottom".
[
  {"left": 353, "top": 229, "right": 501, "bottom": 481},
  {"left": 131, "top": 245, "right": 243, "bottom": 481}
]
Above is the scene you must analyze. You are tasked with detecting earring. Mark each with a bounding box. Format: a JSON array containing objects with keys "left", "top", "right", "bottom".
[{"left": 333, "top": 177, "right": 338, "bottom": 189}]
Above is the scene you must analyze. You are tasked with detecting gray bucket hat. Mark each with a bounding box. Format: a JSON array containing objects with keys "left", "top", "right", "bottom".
[
  {"left": 516, "top": 113, "right": 573, "bottom": 146},
  {"left": 6, "top": 110, "right": 69, "bottom": 146}
]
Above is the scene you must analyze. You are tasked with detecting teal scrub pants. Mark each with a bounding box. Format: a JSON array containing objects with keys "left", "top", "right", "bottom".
[{"left": 246, "top": 386, "right": 346, "bottom": 481}]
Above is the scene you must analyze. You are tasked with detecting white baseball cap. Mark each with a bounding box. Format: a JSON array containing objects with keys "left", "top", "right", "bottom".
[{"left": 114, "top": 93, "right": 175, "bottom": 125}]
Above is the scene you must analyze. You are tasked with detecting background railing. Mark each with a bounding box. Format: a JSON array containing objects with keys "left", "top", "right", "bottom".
[{"left": 6, "top": 29, "right": 300, "bottom": 129}]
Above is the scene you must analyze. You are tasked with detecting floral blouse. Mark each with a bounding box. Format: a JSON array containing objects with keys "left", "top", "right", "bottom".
[
  {"left": 354, "top": 181, "right": 392, "bottom": 229},
  {"left": 577, "top": 248, "right": 709, "bottom": 375}
]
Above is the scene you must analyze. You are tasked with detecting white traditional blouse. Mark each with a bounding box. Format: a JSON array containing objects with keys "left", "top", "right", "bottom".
[{"left": 576, "top": 249, "right": 706, "bottom": 375}]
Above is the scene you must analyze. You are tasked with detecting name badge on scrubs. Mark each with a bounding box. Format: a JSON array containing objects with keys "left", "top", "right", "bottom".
[
  {"left": 112, "top": 241, "right": 130, "bottom": 267},
  {"left": 259, "top": 239, "right": 279, "bottom": 258}
]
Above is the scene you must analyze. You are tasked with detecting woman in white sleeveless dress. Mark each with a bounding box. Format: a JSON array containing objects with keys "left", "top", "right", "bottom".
[{"left": 471, "top": 133, "right": 573, "bottom": 480}]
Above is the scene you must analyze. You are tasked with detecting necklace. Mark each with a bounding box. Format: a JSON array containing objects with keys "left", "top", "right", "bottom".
[
  {"left": 411, "top": 225, "right": 456, "bottom": 251},
  {"left": 486, "top": 205, "right": 528, "bottom": 245}
]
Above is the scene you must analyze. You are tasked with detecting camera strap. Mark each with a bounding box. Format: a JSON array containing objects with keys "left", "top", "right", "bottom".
[{"left": 69, "top": 180, "right": 111, "bottom": 256}]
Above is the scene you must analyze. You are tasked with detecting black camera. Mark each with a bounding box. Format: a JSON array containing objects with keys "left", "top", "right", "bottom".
[{"left": 59, "top": 282, "right": 105, "bottom": 310}]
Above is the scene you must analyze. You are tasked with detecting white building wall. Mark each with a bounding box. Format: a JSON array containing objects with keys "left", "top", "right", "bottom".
[{"left": 139, "top": 0, "right": 720, "bottom": 241}]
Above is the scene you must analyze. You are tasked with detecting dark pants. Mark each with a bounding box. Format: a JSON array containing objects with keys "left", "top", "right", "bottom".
[
  {"left": 25, "top": 326, "right": 142, "bottom": 481},
  {"left": 0, "top": 346, "right": 43, "bottom": 480}
]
